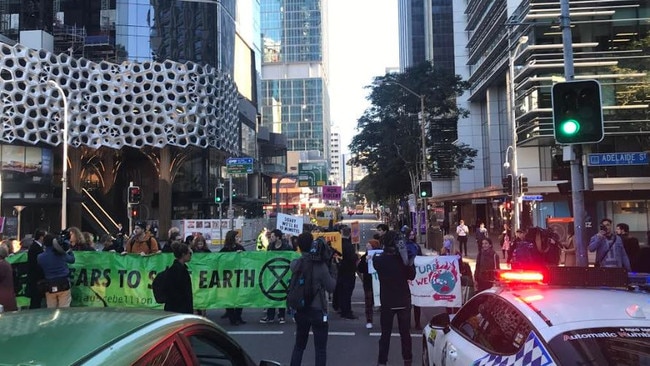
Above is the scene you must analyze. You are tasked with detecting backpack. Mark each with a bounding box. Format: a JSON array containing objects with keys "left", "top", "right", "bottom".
[
  {"left": 152, "top": 268, "right": 169, "bottom": 303},
  {"left": 286, "top": 259, "right": 316, "bottom": 311}
]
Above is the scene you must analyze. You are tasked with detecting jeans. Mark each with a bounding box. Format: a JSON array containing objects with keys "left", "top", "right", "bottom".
[
  {"left": 266, "top": 307, "right": 286, "bottom": 320},
  {"left": 458, "top": 236, "right": 468, "bottom": 256},
  {"left": 290, "top": 308, "right": 329, "bottom": 366},
  {"left": 377, "top": 306, "right": 412, "bottom": 365}
]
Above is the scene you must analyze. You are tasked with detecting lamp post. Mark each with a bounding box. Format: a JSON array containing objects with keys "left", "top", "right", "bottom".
[
  {"left": 506, "top": 34, "right": 528, "bottom": 231},
  {"left": 14, "top": 205, "right": 26, "bottom": 241},
  {"left": 386, "top": 81, "right": 428, "bottom": 245},
  {"left": 48, "top": 80, "right": 69, "bottom": 230}
]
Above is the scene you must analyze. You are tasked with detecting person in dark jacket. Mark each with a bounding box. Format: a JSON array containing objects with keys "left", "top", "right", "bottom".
[
  {"left": 373, "top": 230, "right": 415, "bottom": 366},
  {"left": 26, "top": 229, "right": 46, "bottom": 309},
  {"left": 289, "top": 232, "right": 337, "bottom": 366},
  {"left": 261, "top": 229, "right": 294, "bottom": 324},
  {"left": 474, "top": 238, "right": 500, "bottom": 292},
  {"left": 37, "top": 233, "right": 75, "bottom": 308},
  {"left": 220, "top": 230, "right": 246, "bottom": 325},
  {"left": 335, "top": 226, "right": 358, "bottom": 319},
  {"left": 357, "top": 237, "right": 381, "bottom": 329},
  {"left": 163, "top": 242, "right": 193, "bottom": 314}
]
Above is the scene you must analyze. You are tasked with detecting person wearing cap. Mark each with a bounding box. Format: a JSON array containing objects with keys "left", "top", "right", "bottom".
[{"left": 122, "top": 221, "right": 160, "bottom": 255}]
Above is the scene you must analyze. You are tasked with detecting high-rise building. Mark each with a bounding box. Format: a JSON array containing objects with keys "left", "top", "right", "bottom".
[
  {"left": 259, "top": 0, "right": 331, "bottom": 163},
  {"left": 329, "top": 126, "right": 341, "bottom": 185}
]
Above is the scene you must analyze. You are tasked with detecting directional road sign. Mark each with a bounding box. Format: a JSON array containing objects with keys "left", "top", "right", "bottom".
[
  {"left": 521, "top": 195, "right": 543, "bottom": 201},
  {"left": 226, "top": 157, "right": 254, "bottom": 174},
  {"left": 587, "top": 152, "right": 648, "bottom": 167},
  {"left": 298, "top": 161, "right": 328, "bottom": 187}
]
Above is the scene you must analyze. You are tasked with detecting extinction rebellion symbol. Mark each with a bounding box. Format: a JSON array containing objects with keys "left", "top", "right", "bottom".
[{"left": 258, "top": 257, "right": 292, "bottom": 301}]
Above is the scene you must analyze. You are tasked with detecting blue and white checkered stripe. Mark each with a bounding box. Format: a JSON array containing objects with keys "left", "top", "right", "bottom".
[{"left": 473, "top": 332, "right": 554, "bottom": 366}]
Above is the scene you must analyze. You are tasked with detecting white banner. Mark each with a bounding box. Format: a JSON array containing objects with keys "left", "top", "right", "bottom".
[
  {"left": 276, "top": 213, "right": 303, "bottom": 236},
  {"left": 370, "top": 254, "right": 463, "bottom": 308}
]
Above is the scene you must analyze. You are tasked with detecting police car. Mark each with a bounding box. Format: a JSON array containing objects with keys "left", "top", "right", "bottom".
[{"left": 422, "top": 267, "right": 650, "bottom": 365}]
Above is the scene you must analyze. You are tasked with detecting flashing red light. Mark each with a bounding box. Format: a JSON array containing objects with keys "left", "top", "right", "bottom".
[
  {"left": 504, "top": 201, "right": 512, "bottom": 210},
  {"left": 498, "top": 270, "right": 545, "bottom": 284}
]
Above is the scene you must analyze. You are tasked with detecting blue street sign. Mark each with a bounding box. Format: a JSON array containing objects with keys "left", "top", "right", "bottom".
[
  {"left": 226, "top": 157, "right": 254, "bottom": 165},
  {"left": 587, "top": 152, "right": 648, "bottom": 166},
  {"left": 521, "top": 195, "right": 543, "bottom": 201},
  {"left": 226, "top": 157, "right": 254, "bottom": 174}
]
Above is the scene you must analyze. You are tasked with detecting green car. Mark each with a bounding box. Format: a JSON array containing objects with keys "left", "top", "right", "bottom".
[{"left": 0, "top": 308, "right": 280, "bottom": 366}]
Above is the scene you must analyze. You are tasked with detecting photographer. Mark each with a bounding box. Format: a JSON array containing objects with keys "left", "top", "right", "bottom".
[
  {"left": 37, "top": 232, "right": 75, "bottom": 308},
  {"left": 588, "top": 218, "right": 631, "bottom": 270}
]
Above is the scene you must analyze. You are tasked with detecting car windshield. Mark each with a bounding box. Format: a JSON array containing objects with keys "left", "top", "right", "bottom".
[{"left": 548, "top": 327, "right": 650, "bottom": 365}]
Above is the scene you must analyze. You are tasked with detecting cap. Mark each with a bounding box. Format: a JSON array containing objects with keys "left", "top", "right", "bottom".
[
  {"left": 135, "top": 221, "right": 147, "bottom": 229},
  {"left": 401, "top": 225, "right": 410, "bottom": 233}
]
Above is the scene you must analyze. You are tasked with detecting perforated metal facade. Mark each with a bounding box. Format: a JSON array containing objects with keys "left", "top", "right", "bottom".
[{"left": 0, "top": 43, "right": 239, "bottom": 153}]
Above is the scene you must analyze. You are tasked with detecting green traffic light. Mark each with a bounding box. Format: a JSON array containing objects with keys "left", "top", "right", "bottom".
[
  {"left": 420, "top": 191, "right": 426, "bottom": 197},
  {"left": 560, "top": 119, "right": 580, "bottom": 135}
]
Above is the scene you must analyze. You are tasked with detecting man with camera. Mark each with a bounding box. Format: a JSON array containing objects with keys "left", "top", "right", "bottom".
[
  {"left": 588, "top": 218, "right": 631, "bottom": 271},
  {"left": 37, "top": 232, "right": 75, "bottom": 308}
]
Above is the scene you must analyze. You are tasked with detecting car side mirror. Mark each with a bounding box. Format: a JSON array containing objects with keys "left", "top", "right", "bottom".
[{"left": 429, "top": 312, "right": 451, "bottom": 334}]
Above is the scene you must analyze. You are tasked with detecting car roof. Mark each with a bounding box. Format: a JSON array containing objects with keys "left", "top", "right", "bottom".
[
  {"left": 495, "top": 286, "right": 650, "bottom": 331},
  {"left": 0, "top": 308, "right": 216, "bottom": 365}
]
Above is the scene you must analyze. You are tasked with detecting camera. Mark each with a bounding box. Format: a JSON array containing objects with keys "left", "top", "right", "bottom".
[
  {"left": 56, "top": 229, "right": 72, "bottom": 252},
  {"left": 599, "top": 224, "right": 607, "bottom": 231}
]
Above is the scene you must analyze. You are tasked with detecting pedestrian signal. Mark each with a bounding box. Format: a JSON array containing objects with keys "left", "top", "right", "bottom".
[
  {"left": 502, "top": 175, "right": 513, "bottom": 196},
  {"left": 128, "top": 186, "right": 141, "bottom": 204},
  {"left": 215, "top": 187, "right": 224, "bottom": 204},
  {"left": 418, "top": 181, "right": 433, "bottom": 198},
  {"left": 552, "top": 80, "right": 604, "bottom": 144}
]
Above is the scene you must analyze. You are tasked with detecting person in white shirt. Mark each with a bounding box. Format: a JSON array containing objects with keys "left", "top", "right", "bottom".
[{"left": 456, "top": 220, "right": 469, "bottom": 257}]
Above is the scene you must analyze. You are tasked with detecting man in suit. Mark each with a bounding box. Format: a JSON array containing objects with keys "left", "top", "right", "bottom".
[{"left": 27, "top": 229, "right": 47, "bottom": 309}]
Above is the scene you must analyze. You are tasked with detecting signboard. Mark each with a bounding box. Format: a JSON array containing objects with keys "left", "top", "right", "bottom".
[
  {"left": 521, "top": 195, "right": 543, "bottom": 201},
  {"left": 587, "top": 152, "right": 648, "bottom": 166},
  {"left": 322, "top": 185, "right": 342, "bottom": 201},
  {"left": 276, "top": 213, "right": 303, "bottom": 236},
  {"left": 226, "top": 157, "right": 254, "bottom": 174},
  {"left": 350, "top": 221, "right": 360, "bottom": 245},
  {"left": 298, "top": 161, "right": 328, "bottom": 187}
]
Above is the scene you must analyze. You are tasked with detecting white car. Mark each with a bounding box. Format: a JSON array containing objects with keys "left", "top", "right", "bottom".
[{"left": 422, "top": 267, "right": 650, "bottom": 365}]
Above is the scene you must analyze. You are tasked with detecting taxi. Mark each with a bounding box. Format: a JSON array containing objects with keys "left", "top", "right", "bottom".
[
  {"left": 422, "top": 267, "right": 650, "bottom": 365},
  {"left": 0, "top": 308, "right": 281, "bottom": 366}
]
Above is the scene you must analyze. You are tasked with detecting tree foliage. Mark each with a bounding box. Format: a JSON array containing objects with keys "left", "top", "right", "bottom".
[{"left": 349, "top": 61, "right": 477, "bottom": 199}]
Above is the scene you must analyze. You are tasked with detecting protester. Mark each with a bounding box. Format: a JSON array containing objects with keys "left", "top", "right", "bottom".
[
  {"left": 616, "top": 223, "right": 640, "bottom": 271},
  {"left": 68, "top": 227, "right": 93, "bottom": 251},
  {"left": 441, "top": 234, "right": 454, "bottom": 255},
  {"left": 0, "top": 243, "right": 18, "bottom": 312},
  {"left": 220, "top": 230, "right": 246, "bottom": 325},
  {"left": 122, "top": 221, "right": 160, "bottom": 255},
  {"left": 101, "top": 234, "right": 124, "bottom": 253},
  {"left": 26, "top": 229, "right": 46, "bottom": 309},
  {"left": 357, "top": 237, "right": 380, "bottom": 329},
  {"left": 562, "top": 225, "right": 576, "bottom": 266},
  {"left": 191, "top": 235, "right": 212, "bottom": 253},
  {"left": 335, "top": 226, "right": 358, "bottom": 320},
  {"left": 163, "top": 242, "right": 193, "bottom": 314},
  {"left": 456, "top": 219, "right": 469, "bottom": 257},
  {"left": 160, "top": 227, "right": 181, "bottom": 253},
  {"left": 37, "top": 233, "right": 75, "bottom": 308},
  {"left": 373, "top": 229, "right": 415, "bottom": 366},
  {"left": 261, "top": 229, "right": 293, "bottom": 324},
  {"left": 474, "top": 238, "right": 499, "bottom": 292},
  {"left": 499, "top": 223, "right": 512, "bottom": 264},
  {"left": 256, "top": 227, "right": 269, "bottom": 251},
  {"left": 289, "top": 232, "right": 337, "bottom": 366},
  {"left": 403, "top": 227, "right": 423, "bottom": 329},
  {"left": 588, "top": 218, "right": 631, "bottom": 270}
]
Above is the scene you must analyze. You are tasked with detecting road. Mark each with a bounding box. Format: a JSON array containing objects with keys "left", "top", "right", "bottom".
[{"left": 213, "top": 213, "right": 446, "bottom": 365}]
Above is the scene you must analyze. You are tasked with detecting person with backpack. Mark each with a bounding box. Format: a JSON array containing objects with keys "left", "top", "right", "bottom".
[
  {"left": 122, "top": 221, "right": 160, "bottom": 255},
  {"left": 289, "top": 232, "right": 336, "bottom": 366},
  {"left": 373, "top": 230, "right": 416, "bottom": 366},
  {"left": 162, "top": 242, "right": 193, "bottom": 314}
]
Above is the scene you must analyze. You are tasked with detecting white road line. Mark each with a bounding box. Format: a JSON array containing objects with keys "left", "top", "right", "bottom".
[
  {"left": 369, "top": 332, "right": 422, "bottom": 337},
  {"left": 228, "top": 331, "right": 284, "bottom": 335}
]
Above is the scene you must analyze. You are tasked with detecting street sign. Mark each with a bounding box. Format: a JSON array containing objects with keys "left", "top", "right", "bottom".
[
  {"left": 226, "top": 157, "right": 254, "bottom": 174},
  {"left": 298, "top": 161, "right": 328, "bottom": 187},
  {"left": 587, "top": 152, "right": 648, "bottom": 166},
  {"left": 521, "top": 195, "right": 543, "bottom": 201},
  {"left": 322, "top": 185, "right": 342, "bottom": 201}
]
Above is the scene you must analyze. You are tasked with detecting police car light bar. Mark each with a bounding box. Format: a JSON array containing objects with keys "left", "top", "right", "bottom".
[{"left": 498, "top": 270, "right": 546, "bottom": 284}]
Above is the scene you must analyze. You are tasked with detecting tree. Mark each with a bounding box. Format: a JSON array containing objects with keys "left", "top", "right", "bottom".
[{"left": 349, "top": 61, "right": 477, "bottom": 200}]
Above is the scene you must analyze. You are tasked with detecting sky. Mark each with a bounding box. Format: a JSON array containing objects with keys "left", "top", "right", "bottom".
[{"left": 327, "top": 0, "right": 400, "bottom": 155}]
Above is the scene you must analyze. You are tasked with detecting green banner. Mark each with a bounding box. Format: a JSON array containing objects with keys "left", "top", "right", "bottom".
[{"left": 8, "top": 251, "right": 300, "bottom": 309}]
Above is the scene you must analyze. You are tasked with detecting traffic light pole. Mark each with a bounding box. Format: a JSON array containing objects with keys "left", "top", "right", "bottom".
[{"left": 560, "top": 0, "right": 587, "bottom": 266}]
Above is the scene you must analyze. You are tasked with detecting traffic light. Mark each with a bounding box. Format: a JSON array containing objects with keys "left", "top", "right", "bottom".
[
  {"left": 552, "top": 80, "right": 604, "bottom": 144},
  {"left": 518, "top": 175, "right": 529, "bottom": 194},
  {"left": 128, "top": 186, "right": 141, "bottom": 204},
  {"left": 214, "top": 187, "right": 224, "bottom": 204},
  {"left": 504, "top": 199, "right": 512, "bottom": 211},
  {"left": 418, "top": 180, "right": 433, "bottom": 198},
  {"left": 130, "top": 206, "right": 139, "bottom": 218},
  {"left": 502, "top": 174, "right": 513, "bottom": 196}
]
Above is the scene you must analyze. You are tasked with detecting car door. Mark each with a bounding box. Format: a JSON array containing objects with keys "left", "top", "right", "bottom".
[{"left": 178, "top": 325, "right": 257, "bottom": 366}]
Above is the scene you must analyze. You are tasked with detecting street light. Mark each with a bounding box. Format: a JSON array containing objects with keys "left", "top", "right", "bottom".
[
  {"left": 385, "top": 80, "right": 428, "bottom": 245},
  {"left": 48, "top": 80, "right": 69, "bottom": 230},
  {"left": 14, "top": 205, "right": 26, "bottom": 241},
  {"left": 506, "top": 34, "right": 529, "bottom": 231}
]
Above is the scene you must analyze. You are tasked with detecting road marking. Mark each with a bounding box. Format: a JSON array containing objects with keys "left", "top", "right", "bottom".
[
  {"left": 369, "top": 332, "right": 422, "bottom": 337},
  {"left": 328, "top": 331, "right": 356, "bottom": 336}
]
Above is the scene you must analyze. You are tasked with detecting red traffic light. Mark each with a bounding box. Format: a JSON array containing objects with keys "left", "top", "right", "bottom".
[
  {"left": 128, "top": 186, "right": 141, "bottom": 204},
  {"left": 504, "top": 200, "right": 512, "bottom": 210},
  {"left": 131, "top": 207, "right": 139, "bottom": 218}
]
